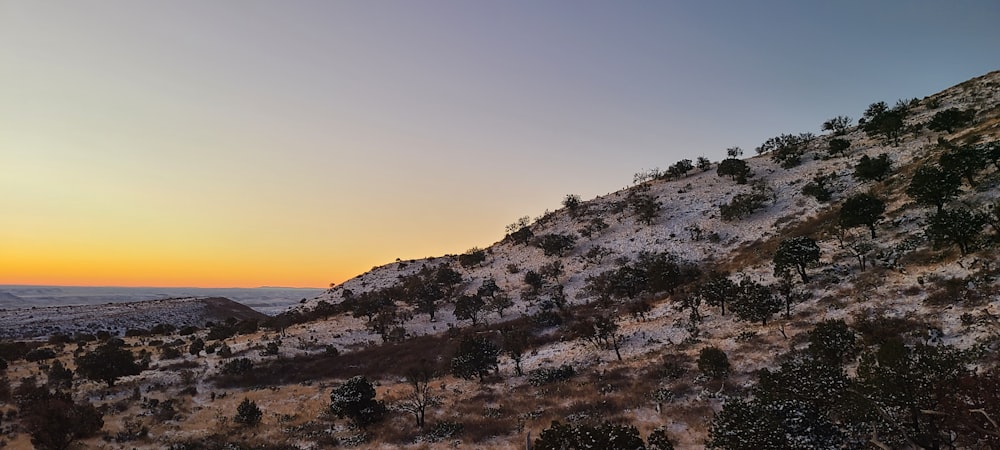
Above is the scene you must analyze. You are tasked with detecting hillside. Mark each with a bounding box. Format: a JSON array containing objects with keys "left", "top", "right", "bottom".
[
  {"left": 0, "top": 297, "right": 267, "bottom": 340},
  {"left": 1, "top": 70, "right": 1000, "bottom": 449}
]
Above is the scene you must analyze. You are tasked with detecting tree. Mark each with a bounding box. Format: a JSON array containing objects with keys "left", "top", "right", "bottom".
[
  {"left": 927, "top": 108, "right": 974, "bottom": 133},
  {"left": 534, "top": 420, "right": 646, "bottom": 450},
  {"left": 696, "top": 272, "right": 737, "bottom": 316},
  {"left": 907, "top": 164, "right": 962, "bottom": 212},
  {"left": 46, "top": 360, "right": 73, "bottom": 389},
  {"left": 732, "top": 276, "right": 781, "bottom": 326},
  {"left": 939, "top": 139, "right": 988, "bottom": 187},
  {"left": 697, "top": 156, "right": 712, "bottom": 171},
  {"left": 562, "top": 194, "right": 582, "bottom": 214},
  {"left": 501, "top": 327, "right": 529, "bottom": 376},
  {"left": 773, "top": 236, "right": 820, "bottom": 283},
  {"left": 717, "top": 158, "right": 751, "bottom": 184},
  {"left": 839, "top": 193, "right": 885, "bottom": 238},
  {"left": 75, "top": 339, "right": 141, "bottom": 387},
  {"left": 862, "top": 100, "right": 907, "bottom": 146},
  {"left": 854, "top": 339, "right": 975, "bottom": 448},
  {"left": 828, "top": 137, "right": 851, "bottom": 157},
  {"left": 450, "top": 335, "right": 499, "bottom": 382},
  {"left": 366, "top": 303, "right": 410, "bottom": 343},
  {"left": 801, "top": 174, "right": 833, "bottom": 202},
  {"left": 573, "top": 315, "right": 625, "bottom": 361},
  {"left": 757, "top": 133, "right": 807, "bottom": 168},
  {"left": 630, "top": 192, "right": 662, "bottom": 225},
  {"left": 807, "top": 319, "right": 858, "bottom": 365},
  {"left": 458, "top": 247, "right": 487, "bottom": 268},
  {"left": 647, "top": 427, "right": 676, "bottom": 450},
  {"left": 453, "top": 294, "right": 486, "bottom": 326},
  {"left": 188, "top": 337, "right": 205, "bottom": 356},
  {"left": 925, "top": 207, "right": 987, "bottom": 255},
  {"left": 719, "top": 182, "right": 772, "bottom": 221},
  {"left": 726, "top": 146, "right": 743, "bottom": 158},
  {"left": 329, "top": 376, "right": 386, "bottom": 429},
  {"left": 707, "top": 397, "right": 844, "bottom": 450},
  {"left": 772, "top": 275, "right": 808, "bottom": 319},
  {"left": 21, "top": 389, "right": 104, "bottom": 450},
  {"left": 697, "top": 347, "right": 730, "bottom": 380},
  {"left": 853, "top": 153, "right": 892, "bottom": 182},
  {"left": 399, "top": 361, "right": 440, "bottom": 428},
  {"left": 536, "top": 233, "right": 577, "bottom": 257},
  {"left": 234, "top": 398, "right": 262, "bottom": 427},
  {"left": 666, "top": 159, "right": 694, "bottom": 179},
  {"left": 822, "top": 115, "right": 852, "bottom": 135}
]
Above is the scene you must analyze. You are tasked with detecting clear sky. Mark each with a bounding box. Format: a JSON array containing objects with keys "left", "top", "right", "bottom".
[{"left": 1, "top": 1, "right": 998, "bottom": 288}]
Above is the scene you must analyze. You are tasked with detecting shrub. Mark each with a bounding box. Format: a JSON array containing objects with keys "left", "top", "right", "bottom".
[
  {"left": 928, "top": 108, "right": 975, "bottom": 133},
  {"left": 828, "top": 137, "right": 851, "bottom": 156},
  {"left": 234, "top": 398, "right": 262, "bottom": 427},
  {"left": 528, "top": 364, "right": 576, "bottom": 386},
  {"left": 720, "top": 182, "right": 771, "bottom": 221},
  {"left": 536, "top": 233, "right": 577, "bottom": 257},
  {"left": 697, "top": 347, "right": 730, "bottom": 379},
  {"left": 221, "top": 358, "right": 254, "bottom": 375},
  {"left": 424, "top": 421, "right": 464, "bottom": 442},
  {"left": 329, "top": 376, "right": 386, "bottom": 429},
  {"left": 75, "top": 339, "right": 141, "bottom": 387},
  {"left": 534, "top": 420, "right": 645, "bottom": 450},
  {"left": 717, "top": 158, "right": 751, "bottom": 184},
  {"left": 853, "top": 153, "right": 892, "bottom": 182},
  {"left": 458, "top": 248, "right": 487, "bottom": 268},
  {"left": 25, "top": 348, "right": 57, "bottom": 362}
]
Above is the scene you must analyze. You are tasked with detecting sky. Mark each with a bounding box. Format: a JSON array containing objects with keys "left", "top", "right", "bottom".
[{"left": 1, "top": 1, "right": 998, "bottom": 288}]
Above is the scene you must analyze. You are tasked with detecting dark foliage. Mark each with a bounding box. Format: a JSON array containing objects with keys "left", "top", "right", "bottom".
[
  {"left": 773, "top": 236, "right": 820, "bottom": 283},
  {"left": 75, "top": 339, "right": 141, "bottom": 387},
  {"left": 927, "top": 108, "right": 974, "bottom": 133},
  {"left": 839, "top": 193, "right": 885, "bottom": 238},
  {"left": 853, "top": 153, "right": 892, "bottom": 182},
  {"left": 534, "top": 420, "right": 646, "bottom": 450}
]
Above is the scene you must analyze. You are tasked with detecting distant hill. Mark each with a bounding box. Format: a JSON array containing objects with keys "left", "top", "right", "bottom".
[{"left": 0, "top": 296, "right": 266, "bottom": 339}]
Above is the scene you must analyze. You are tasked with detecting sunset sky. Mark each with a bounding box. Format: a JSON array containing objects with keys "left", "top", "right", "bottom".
[{"left": 2, "top": 1, "right": 998, "bottom": 288}]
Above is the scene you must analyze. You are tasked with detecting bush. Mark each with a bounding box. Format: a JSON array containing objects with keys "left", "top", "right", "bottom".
[
  {"left": 720, "top": 188, "right": 771, "bottom": 221},
  {"left": 424, "top": 421, "right": 464, "bottom": 442},
  {"left": 534, "top": 420, "right": 645, "bottom": 450},
  {"left": 329, "top": 376, "right": 386, "bottom": 429},
  {"left": 75, "top": 339, "right": 141, "bottom": 387},
  {"left": 928, "top": 108, "right": 975, "bottom": 133},
  {"left": 458, "top": 248, "right": 487, "bottom": 268},
  {"left": 697, "top": 347, "right": 730, "bottom": 379},
  {"left": 853, "top": 153, "right": 892, "bottom": 182},
  {"left": 221, "top": 358, "right": 254, "bottom": 375},
  {"left": 528, "top": 364, "right": 576, "bottom": 386},
  {"left": 234, "top": 398, "right": 262, "bottom": 427},
  {"left": 717, "top": 158, "right": 751, "bottom": 184},
  {"left": 536, "top": 233, "right": 577, "bottom": 257},
  {"left": 25, "top": 348, "right": 57, "bottom": 362}
]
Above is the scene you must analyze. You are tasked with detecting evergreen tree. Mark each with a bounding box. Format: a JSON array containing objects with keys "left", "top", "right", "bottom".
[
  {"left": 853, "top": 153, "right": 892, "bottom": 182},
  {"left": 925, "top": 207, "right": 987, "bottom": 255},
  {"left": 329, "top": 376, "right": 386, "bottom": 429},
  {"left": 839, "top": 193, "right": 885, "bottom": 238},
  {"left": 773, "top": 236, "right": 821, "bottom": 283},
  {"left": 450, "top": 335, "right": 500, "bottom": 382},
  {"left": 234, "top": 398, "right": 262, "bottom": 427},
  {"left": 907, "top": 164, "right": 961, "bottom": 212},
  {"left": 732, "top": 277, "right": 781, "bottom": 326},
  {"left": 75, "top": 339, "right": 141, "bottom": 387},
  {"left": 927, "top": 108, "right": 974, "bottom": 133}
]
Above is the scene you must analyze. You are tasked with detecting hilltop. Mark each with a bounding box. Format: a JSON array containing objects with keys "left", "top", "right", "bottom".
[{"left": 1, "top": 70, "right": 999, "bottom": 449}]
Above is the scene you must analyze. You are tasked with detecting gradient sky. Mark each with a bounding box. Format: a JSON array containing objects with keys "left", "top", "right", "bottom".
[{"left": 1, "top": 1, "right": 998, "bottom": 288}]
